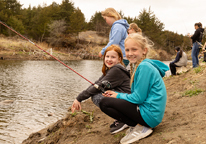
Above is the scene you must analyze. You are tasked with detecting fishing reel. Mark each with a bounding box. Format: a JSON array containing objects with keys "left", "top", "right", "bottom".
[{"left": 94, "top": 80, "right": 112, "bottom": 93}]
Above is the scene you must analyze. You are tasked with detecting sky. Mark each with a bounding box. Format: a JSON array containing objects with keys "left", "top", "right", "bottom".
[{"left": 18, "top": 0, "right": 206, "bottom": 35}]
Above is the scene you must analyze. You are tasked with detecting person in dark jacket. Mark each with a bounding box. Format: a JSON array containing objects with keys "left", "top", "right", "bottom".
[
  {"left": 188, "top": 22, "right": 204, "bottom": 68},
  {"left": 71, "top": 45, "right": 131, "bottom": 134},
  {"left": 169, "top": 46, "right": 187, "bottom": 75}
]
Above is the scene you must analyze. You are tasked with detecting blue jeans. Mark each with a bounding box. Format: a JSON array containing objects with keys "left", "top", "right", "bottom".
[
  {"left": 91, "top": 93, "right": 104, "bottom": 108},
  {"left": 191, "top": 42, "right": 200, "bottom": 68}
]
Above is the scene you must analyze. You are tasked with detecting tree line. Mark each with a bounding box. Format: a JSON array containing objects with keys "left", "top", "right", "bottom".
[{"left": 0, "top": 0, "right": 203, "bottom": 54}]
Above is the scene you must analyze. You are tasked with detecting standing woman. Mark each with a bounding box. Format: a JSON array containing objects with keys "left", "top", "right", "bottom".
[
  {"left": 99, "top": 8, "right": 129, "bottom": 66},
  {"left": 188, "top": 22, "right": 204, "bottom": 68}
]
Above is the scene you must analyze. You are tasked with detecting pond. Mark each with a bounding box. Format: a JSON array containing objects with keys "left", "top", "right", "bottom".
[{"left": 0, "top": 60, "right": 103, "bottom": 144}]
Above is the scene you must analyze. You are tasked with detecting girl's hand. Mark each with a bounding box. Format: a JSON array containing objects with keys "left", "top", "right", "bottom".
[
  {"left": 103, "top": 90, "right": 118, "bottom": 98},
  {"left": 98, "top": 51, "right": 103, "bottom": 58},
  {"left": 71, "top": 99, "right": 81, "bottom": 113}
]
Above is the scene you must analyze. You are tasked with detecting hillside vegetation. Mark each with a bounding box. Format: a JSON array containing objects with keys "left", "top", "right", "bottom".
[{"left": 0, "top": 33, "right": 172, "bottom": 61}]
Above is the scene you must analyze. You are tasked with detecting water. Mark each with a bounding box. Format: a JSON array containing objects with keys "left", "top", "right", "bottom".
[{"left": 0, "top": 60, "right": 103, "bottom": 144}]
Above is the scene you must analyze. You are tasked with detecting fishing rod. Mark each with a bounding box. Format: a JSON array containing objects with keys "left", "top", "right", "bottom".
[{"left": 0, "top": 20, "right": 111, "bottom": 92}]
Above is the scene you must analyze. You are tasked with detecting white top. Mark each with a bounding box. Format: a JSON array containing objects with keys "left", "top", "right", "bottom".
[{"left": 175, "top": 52, "right": 187, "bottom": 66}]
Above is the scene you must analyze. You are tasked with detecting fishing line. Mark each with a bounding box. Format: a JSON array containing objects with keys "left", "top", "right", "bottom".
[
  {"left": 0, "top": 20, "right": 95, "bottom": 85},
  {"left": 180, "top": 16, "right": 188, "bottom": 34}
]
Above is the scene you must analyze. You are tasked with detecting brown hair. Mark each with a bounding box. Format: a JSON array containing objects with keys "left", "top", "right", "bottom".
[
  {"left": 102, "top": 45, "right": 124, "bottom": 75},
  {"left": 194, "top": 22, "right": 202, "bottom": 28},
  {"left": 129, "top": 23, "right": 142, "bottom": 34},
  {"left": 101, "top": 8, "right": 121, "bottom": 20}
]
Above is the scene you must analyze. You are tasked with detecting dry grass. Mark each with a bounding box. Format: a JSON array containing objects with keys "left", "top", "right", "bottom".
[
  {"left": 0, "top": 33, "right": 174, "bottom": 61},
  {"left": 0, "top": 36, "right": 80, "bottom": 60},
  {"left": 79, "top": 31, "right": 108, "bottom": 45},
  {"left": 0, "top": 36, "right": 51, "bottom": 53}
]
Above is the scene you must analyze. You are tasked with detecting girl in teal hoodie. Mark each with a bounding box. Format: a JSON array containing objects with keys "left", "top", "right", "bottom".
[{"left": 99, "top": 33, "right": 169, "bottom": 144}]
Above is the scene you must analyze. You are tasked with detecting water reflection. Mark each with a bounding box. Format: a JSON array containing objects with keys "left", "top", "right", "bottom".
[{"left": 0, "top": 60, "right": 102, "bottom": 144}]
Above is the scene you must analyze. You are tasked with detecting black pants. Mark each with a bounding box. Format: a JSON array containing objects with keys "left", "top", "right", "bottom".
[
  {"left": 99, "top": 97, "right": 150, "bottom": 127},
  {"left": 169, "top": 63, "right": 179, "bottom": 75}
]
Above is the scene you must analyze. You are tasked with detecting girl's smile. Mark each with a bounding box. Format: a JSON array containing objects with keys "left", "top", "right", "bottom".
[
  {"left": 125, "top": 39, "right": 147, "bottom": 63},
  {"left": 105, "top": 50, "right": 120, "bottom": 68}
]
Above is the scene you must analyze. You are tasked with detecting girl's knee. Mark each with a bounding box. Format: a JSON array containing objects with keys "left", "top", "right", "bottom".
[{"left": 91, "top": 93, "right": 104, "bottom": 107}]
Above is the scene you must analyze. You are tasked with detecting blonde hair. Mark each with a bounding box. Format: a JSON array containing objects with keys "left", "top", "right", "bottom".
[
  {"left": 129, "top": 23, "right": 142, "bottom": 34},
  {"left": 101, "top": 8, "right": 121, "bottom": 20},
  {"left": 102, "top": 45, "right": 124, "bottom": 75},
  {"left": 125, "top": 33, "right": 153, "bottom": 86}
]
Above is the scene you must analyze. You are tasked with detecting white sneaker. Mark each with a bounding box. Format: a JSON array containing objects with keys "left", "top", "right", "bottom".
[
  {"left": 120, "top": 125, "right": 153, "bottom": 144},
  {"left": 125, "top": 126, "right": 133, "bottom": 135}
]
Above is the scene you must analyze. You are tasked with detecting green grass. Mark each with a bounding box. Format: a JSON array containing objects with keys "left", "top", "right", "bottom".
[
  {"left": 85, "top": 125, "right": 92, "bottom": 129},
  {"left": 81, "top": 110, "right": 94, "bottom": 122},
  {"left": 69, "top": 110, "right": 94, "bottom": 122},
  {"left": 189, "top": 80, "right": 197, "bottom": 85},
  {"left": 194, "top": 66, "right": 203, "bottom": 73},
  {"left": 182, "top": 89, "right": 204, "bottom": 97},
  {"left": 18, "top": 51, "right": 23, "bottom": 54},
  {"left": 114, "top": 133, "right": 125, "bottom": 138},
  {"left": 70, "top": 112, "right": 77, "bottom": 117}
]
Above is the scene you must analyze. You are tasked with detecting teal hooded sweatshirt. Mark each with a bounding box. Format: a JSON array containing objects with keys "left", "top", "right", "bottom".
[{"left": 116, "top": 59, "right": 169, "bottom": 128}]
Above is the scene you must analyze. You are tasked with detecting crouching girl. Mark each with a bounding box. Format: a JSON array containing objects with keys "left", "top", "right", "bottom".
[
  {"left": 100, "top": 33, "right": 169, "bottom": 144},
  {"left": 71, "top": 45, "right": 131, "bottom": 134}
]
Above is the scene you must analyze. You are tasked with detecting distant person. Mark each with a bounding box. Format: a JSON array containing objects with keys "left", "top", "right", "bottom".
[
  {"left": 169, "top": 46, "right": 188, "bottom": 75},
  {"left": 188, "top": 22, "right": 204, "bottom": 68},
  {"left": 99, "top": 33, "right": 169, "bottom": 144},
  {"left": 71, "top": 45, "right": 131, "bottom": 134},
  {"left": 127, "top": 23, "right": 142, "bottom": 35},
  {"left": 98, "top": 8, "right": 129, "bottom": 67}
]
